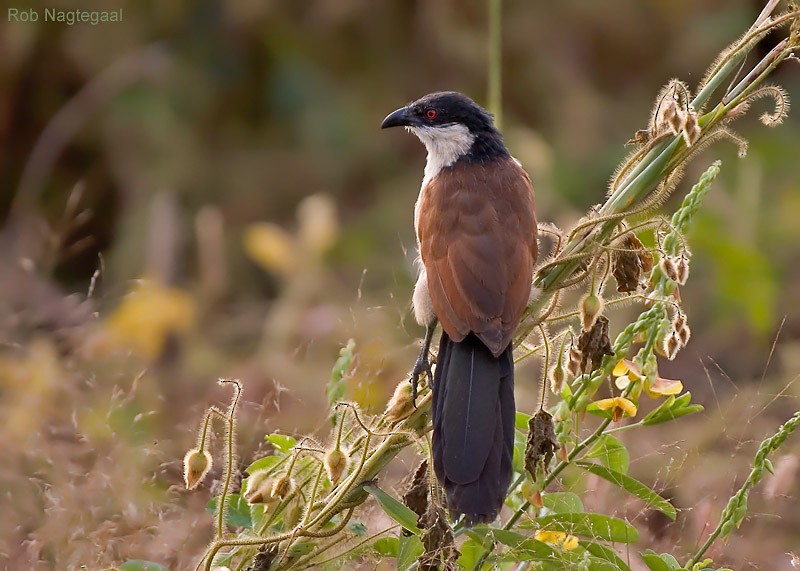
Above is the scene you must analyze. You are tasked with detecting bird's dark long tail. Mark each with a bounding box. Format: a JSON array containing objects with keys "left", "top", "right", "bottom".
[{"left": 431, "top": 331, "right": 515, "bottom": 525}]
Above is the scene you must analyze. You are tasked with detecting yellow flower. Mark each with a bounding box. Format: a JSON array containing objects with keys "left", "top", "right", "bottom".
[
  {"left": 613, "top": 359, "right": 684, "bottom": 399},
  {"left": 612, "top": 359, "right": 642, "bottom": 390},
  {"left": 243, "top": 223, "right": 297, "bottom": 275},
  {"left": 297, "top": 193, "right": 339, "bottom": 255},
  {"left": 535, "top": 530, "right": 579, "bottom": 550},
  {"left": 645, "top": 376, "right": 683, "bottom": 398},
  {"left": 105, "top": 278, "right": 195, "bottom": 360},
  {"left": 594, "top": 397, "right": 638, "bottom": 422}
]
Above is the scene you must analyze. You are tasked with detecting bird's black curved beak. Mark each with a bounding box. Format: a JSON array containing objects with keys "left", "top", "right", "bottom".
[{"left": 381, "top": 106, "right": 412, "bottom": 129}]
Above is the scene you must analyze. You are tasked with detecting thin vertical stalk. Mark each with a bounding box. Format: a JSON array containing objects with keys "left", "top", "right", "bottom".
[{"left": 488, "top": 0, "right": 502, "bottom": 129}]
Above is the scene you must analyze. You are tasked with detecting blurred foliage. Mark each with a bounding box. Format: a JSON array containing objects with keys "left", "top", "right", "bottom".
[{"left": 0, "top": 0, "right": 799, "bottom": 569}]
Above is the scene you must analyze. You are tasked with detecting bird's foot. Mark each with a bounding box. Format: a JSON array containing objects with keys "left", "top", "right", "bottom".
[{"left": 410, "top": 351, "right": 433, "bottom": 406}]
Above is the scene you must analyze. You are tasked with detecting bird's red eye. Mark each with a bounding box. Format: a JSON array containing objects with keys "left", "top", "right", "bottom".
[{"left": 425, "top": 108, "right": 437, "bottom": 120}]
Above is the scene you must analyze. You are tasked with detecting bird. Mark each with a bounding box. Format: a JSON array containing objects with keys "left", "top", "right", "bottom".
[{"left": 381, "top": 91, "right": 538, "bottom": 524}]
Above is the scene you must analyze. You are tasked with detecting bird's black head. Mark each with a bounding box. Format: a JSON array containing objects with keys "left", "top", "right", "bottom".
[
  {"left": 381, "top": 92, "right": 495, "bottom": 133},
  {"left": 381, "top": 91, "right": 508, "bottom": 163}
]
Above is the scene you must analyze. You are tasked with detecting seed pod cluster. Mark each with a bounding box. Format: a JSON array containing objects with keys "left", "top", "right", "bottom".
[
  {"left": 663, "top": 311, "right": 691, "bottom": 359},
  {"left": 660, "top": 253, "right": 690, "bottom": 285},
  {"left": 577, "top": 315, "right": 614, "bottom": 372},
  {"left": 656, "top": 93, "right": 702, "bottom": 146},
  {"left": 244, "top": 470, "right": 275, "bottom": 504},
  {"left": 524, "top": 410, "right": 560, "bottom": 482},
  {"left": 245, "top": 470, "right": 295, "bottom": 506}
]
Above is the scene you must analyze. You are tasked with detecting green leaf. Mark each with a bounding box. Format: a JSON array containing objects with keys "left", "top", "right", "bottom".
[
  {"left": 372, "top": 537, "right": 399, "bottom": 557},
  {"left": 397, "top": 534, "right": 424, "bottom": 571},
  {"left": 287, "top": 542, "right": 315, "bottom": 557},
  {"left": 118, "top": 562, "right": 170, "bottom": 571},
  {"left": 206, "top": 494, "right": 253, "bottom": 529},
  {"left": 641, "top": 551, "right": 672, "bottom": 571},
  {"left": 516, "top": 411, "right": 532, "bottom": 430},
  {"left": 457, "top": 537, "right": 491, "bottom": 570},
  {"left": 266, "top": 433, "right": 297, "bottom": 454},
  {"left": 642, "top": 392, "right": 704, "bottom": 425},
  {"left": 245, "top": 455, "right": 281, "bottom": 475},
  {"left": 541, "top": 492, "right": 584, "bottom": 515},
  {"left": 249, "top": 502, "right": 266, "bottom": 529},
  {"left": 327, "top": 339, "right": 355, "bottom": 412},
  {"left": 521, "top": 513, "right": 639, "bottom": 543},
  {"left": 575, "top": 461, "right": 676, "bottom": 520},
  {"left": 512, "top": 426, "right": 527, "bottom": 473},
  {"left": 585, "top": 434, "right": 630, "bottom": 474},
  {"left": 492, "top": 529, "right": 557, "bottom": 561},
  {"left": 211, "top": 550, "right": 234, "bottom": 567},
  {"left": 641, "top": 550, "right": 682, "bottom": 571},
  {"left": 364, "top": 485, "right": 421, "bottom": 535},
  {"left": 583, "top": 542, "right": 631, "bottom": 571}
]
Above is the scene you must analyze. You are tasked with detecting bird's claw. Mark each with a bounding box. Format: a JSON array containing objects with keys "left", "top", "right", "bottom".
[{"left": 410, "top": 353, "right": 433, "bottom": 407}]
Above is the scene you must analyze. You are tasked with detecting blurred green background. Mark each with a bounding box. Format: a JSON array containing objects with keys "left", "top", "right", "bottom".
[{"left": 1, "top": 0, "right": 800, "bottom": 569}]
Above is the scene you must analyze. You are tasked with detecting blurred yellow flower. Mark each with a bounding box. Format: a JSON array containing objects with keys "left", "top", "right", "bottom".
[
  {"left": 105, "top": 278, "right": 195, "bottom": 360},
  {"left": 297, "top": 193, "right": 339, "bottom": 255},
  {"left": 243, "top": 223, "right": 297, "bottom": 275},
  {"left": 594, "top": 397, "right": 638, "bottom": 422},
  {"left": 243, "top": 193, "right": 339, "bottom": 278},
  {"left": 535, "top": 530, "right": 579, "bottom": 550}
]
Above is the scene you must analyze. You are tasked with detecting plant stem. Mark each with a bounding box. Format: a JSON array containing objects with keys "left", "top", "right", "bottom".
[
  {"left": 488, "top": 0, "right": 502, "bottom": 129},
  {"left": 686, "top": 410, "right": 800, "bottom": 568},
  {"left": 217, "top": 380, "right": 242, "bottom": 540}
]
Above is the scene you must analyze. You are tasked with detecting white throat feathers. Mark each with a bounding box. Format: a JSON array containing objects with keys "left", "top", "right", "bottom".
[{"left": 408, "top": 124, "right": 475, "bottom": 186}]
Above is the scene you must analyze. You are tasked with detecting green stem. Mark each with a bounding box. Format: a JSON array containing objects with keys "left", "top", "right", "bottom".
[
  {"left": 216, "top": 380, "right": 242, "bottom": 540},
  {"left": 488, "top": 0, "right": 502, "bottom": 129},
  {"left": 605, "top": 421, "right": 643, "bottom": 434},
  {"left": 686, "top": 410, "right": 800, "bottom": 568}
]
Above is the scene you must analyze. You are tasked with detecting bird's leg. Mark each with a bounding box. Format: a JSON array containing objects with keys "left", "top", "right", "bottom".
[{"left": 411, "top": 319, "right": 437, "bottom": 405}]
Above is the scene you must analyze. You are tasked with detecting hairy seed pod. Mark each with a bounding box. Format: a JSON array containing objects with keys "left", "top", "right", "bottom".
[
  {"left": 677, "top": 322, "right": 691, "bottom": 346},
  {"left": 660, "top": 97, "right": 683, "bottom": 135},
  {"left": 664, "top": 331, "right": 681, "bottom": 360},
  {"left": 385, "top": 381, "right": 415, "bottom": 422},
  {"left": 324, "top": 447, "right": 349, "bottom": 484},
  {"left": 660, "top": 256, "right": 680, "bottom": 282},
  {"left": 675, "top": 255, "right": 690, "bottom": 285},
  {"left": 245, "top": 472, "right": 275, "bottom": 504},
  {"left": 580, "top": 292, "right": 604, "bottom": 330},
  {"left": 682, "top": 111, "right": 702, "bottom": 146},
  {"left": 567, "top": 346, "right": 583, "bottom": 377},
  {"left": 183, "top": 448, "right": 212, "bottom": 490},
  {"left": 549, "top": 361, "right": 566, "bottom": 395},
  {"left": 271, "top": 474, "right": 293, "bottom": 499}
]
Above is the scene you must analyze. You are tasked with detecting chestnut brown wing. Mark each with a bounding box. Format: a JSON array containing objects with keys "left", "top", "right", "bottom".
[{"left": 418, "top": 158, "right": 537, "bottom": 356}]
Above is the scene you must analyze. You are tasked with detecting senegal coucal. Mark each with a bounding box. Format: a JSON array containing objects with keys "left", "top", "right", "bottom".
[{"left": 381, "top": 92, "right": 538, "bottom": 524}]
